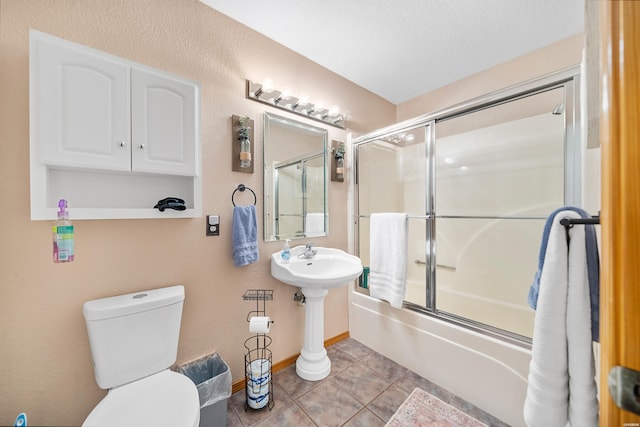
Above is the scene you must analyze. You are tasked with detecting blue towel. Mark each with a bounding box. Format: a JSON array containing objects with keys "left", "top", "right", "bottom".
[
  {"left": 528, "top": 207, "right": 600, "bottom": 342},
  {"left": 232, "top": 205, "right": 259, "bottom": 267}
]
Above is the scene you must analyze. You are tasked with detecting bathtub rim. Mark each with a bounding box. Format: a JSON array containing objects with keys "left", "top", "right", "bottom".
[{"left": 354, "top": 284, "right": 533, "bottom": 349}]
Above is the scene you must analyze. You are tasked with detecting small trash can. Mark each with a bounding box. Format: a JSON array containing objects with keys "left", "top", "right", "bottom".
[{"left": 178, "top": 352, "right": 232, "bottom": 427}]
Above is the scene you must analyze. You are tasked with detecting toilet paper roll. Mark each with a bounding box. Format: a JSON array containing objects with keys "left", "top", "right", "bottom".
[
  {"left": 249, "top": 358, "right": 271, "bottom": 378},
  {"left": 249, "top": 316, "right": 272, "bottom": 334}
]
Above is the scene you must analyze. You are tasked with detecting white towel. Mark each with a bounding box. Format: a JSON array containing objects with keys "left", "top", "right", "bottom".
[
  {"left": 369, "top": 213, "right": 408, "bottom": 309},
  {"left": 524, "top": 211, "right": 598, "bottom": 427},
  {"left": 566, "top": 214, "right": 599, "bottom": 426},
  {"left": 305, "top": 213, "right": 325, "bottom": 237}
]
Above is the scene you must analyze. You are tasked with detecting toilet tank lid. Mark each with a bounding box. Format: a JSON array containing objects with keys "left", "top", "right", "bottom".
[{"left": 83, "top": 285, "right": 185, "bottom": 321}]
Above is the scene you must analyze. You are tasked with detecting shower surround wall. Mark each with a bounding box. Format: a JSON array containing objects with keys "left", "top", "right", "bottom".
[{"left": 350, "top": 35, "right": 586, "bottom": 427}]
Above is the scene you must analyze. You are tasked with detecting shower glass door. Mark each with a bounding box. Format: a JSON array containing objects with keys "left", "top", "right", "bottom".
[
  {"left": 354, "top": 71, "right": 580, "bottom": 343},
  {"left": 434, "top": 87, "right": 568, "bottom": 338},
  {"left": 355, "top": 125, "right": 431, "bottom": 307}
]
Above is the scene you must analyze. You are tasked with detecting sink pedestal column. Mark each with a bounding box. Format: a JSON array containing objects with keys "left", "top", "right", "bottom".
[{"left": 296, "top": 287, "right": 330, "bottom": 381}]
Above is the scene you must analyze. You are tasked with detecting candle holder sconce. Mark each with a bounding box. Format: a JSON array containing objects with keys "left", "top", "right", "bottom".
[
  {"left": 331, "top": 140, "right": 345, "bottom": 182},
  {"left": 232, "top": 115, "right": 254, "bottom": 173}
]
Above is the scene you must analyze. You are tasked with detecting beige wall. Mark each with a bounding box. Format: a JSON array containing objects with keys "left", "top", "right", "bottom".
[
  {"left": 0, "top": 1, "right": 395, "bottom": 424},
  {"left": 397, "top": 34, "right": 584, "bottom": 122}
]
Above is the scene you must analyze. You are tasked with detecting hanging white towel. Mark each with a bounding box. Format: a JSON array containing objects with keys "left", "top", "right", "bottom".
[
  {"left": 566, "top": 213, "right": 599, "bottom": 426},
  {"left": 524, "top": 211, "right": 598, "bottom": 427},
  {"left": 369, "top": 213, "right": 408, "bottom": 309},
  {"left": 305, "top": 213, "right": 325, "bottom": 237}
]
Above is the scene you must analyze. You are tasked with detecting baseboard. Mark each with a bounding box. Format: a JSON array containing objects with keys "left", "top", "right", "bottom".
[
  {"left": 323, "top": 331, "right": 350, "bottom": 348},
  {"left": 231, "top": 331, "right": 350, "bottom": 394}
]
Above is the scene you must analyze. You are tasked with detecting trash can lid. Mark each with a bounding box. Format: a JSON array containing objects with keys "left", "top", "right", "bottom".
[{"left": 82, "top": 370, "right": 199, "bottom": 427}]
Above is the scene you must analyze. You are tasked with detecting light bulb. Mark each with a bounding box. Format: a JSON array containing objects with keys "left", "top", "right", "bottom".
[{"left": 262, "top": 78, "right": 275, "bottom": 93}]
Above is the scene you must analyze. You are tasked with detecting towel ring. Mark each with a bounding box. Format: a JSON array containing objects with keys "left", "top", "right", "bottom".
[{"left": 232, "top": 184, "right": 257, "bottom": 206}]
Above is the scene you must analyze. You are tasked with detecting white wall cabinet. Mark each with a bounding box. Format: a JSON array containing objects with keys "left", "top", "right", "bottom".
[
  {"left": 37, "top": 38, "right": 131, "bottom": 172},
  {"left": 131, "top": 68, "right": 197, "bottom": 176},
  {"left": 30, "top": 30, "right": 201, "bottom": 220}
]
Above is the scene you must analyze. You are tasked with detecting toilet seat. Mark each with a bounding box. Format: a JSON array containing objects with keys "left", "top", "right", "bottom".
[{"left": 83, "top": 370, "right": 200, "bottom": 427}]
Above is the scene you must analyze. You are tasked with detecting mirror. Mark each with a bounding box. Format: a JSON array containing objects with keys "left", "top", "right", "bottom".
[{"left": 263, "top": 112, "right": 328, "bottom": 241}]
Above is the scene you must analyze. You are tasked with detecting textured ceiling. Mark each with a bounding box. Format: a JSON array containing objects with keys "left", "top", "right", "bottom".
[{"left": 200, "top": 0, "right": 584, "bottom": 105}]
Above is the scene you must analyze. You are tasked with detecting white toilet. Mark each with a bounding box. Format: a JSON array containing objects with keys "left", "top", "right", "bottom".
[{"left": 82, "top": 285, "right": 200, "bottom": 427}]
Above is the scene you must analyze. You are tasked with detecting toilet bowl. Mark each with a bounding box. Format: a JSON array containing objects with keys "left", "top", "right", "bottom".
[
  {"left": 82, "top": 370, "right": 199, "bottom": 427},
  {"left": 82, "top": 285, "right": 199, "bottom": 427}
]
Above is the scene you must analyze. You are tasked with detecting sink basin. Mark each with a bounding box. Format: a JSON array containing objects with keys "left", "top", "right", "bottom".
[
  {"left": 271, "top": 246, "right": 363, "bottom": 289},
  {"left": 270, "top": 246, "right": 363, "bottom": 381}
]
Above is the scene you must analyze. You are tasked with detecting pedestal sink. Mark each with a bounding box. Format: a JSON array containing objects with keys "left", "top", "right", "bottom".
[{"left": 271, "top": 245, "right": 363, "bottom": 381}]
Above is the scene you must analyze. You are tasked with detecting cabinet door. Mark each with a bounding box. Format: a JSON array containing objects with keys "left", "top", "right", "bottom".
[
  {"left": 131, "top": 68, "right": 198, "bottom": 176},
  {"left": 35, "top": 37, "right": 131, "bottom": 171}
]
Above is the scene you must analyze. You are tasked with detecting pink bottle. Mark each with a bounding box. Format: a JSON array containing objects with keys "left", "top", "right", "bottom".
[{"left": 53, "top": 199, "right": 74, "bottom": 263}]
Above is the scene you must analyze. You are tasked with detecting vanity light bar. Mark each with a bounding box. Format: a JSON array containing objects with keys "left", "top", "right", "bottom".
[{"left": 246, "top": 80, "right": 346, "bottom": 129}]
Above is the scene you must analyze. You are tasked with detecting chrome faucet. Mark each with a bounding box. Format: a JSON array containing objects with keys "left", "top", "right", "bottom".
[{"left": 299, "top": 243, "right": 317, "bottom": 259}]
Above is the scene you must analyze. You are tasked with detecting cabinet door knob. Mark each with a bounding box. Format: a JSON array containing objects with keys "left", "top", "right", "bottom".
[
  {"left": 138, "top": 143, "right": 145, "bottom": 149},
  {"left": 118, "top": 140, "right": 126, "bottom": 147}
]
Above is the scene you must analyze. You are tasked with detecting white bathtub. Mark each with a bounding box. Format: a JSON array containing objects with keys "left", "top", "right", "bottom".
[{"left": 349, "top": 289, "right": 531, "bottom": 426}]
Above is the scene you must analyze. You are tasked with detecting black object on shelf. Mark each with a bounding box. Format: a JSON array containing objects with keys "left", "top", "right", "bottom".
[{"left": 154, "top": 197, "right": 186, "bottom": 211}]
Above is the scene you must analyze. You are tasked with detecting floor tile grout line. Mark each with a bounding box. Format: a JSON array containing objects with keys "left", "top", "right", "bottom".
[
  {"left": 228, "top": 338, "right": 507, "bottom": 426},
  {"left": 363, "top": 378, "right": 406, "bottom": 424},
  {"left": 340, "top": 406, "right": 386, "bottom": 427},
  {"left": 291, "top": 398, "right": 319, "bottom": 426}
]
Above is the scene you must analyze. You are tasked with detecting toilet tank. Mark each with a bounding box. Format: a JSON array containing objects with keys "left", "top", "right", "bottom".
[{"left": 83, "top": 285, "right": 185, "bottom": 389}]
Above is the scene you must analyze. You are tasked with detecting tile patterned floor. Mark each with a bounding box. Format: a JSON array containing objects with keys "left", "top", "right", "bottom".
[{"left": 225, "top": 338, "right": 510, "bottom": 426}]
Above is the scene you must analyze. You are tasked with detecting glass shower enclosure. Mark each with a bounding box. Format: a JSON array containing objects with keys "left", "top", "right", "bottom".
[{"left": 353, "top": 68, "right": 581, "bottom": 343}]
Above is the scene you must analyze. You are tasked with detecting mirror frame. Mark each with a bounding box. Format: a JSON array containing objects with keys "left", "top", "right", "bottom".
[{"left": 263, "top": 112, "right": 329, "bottom": 242}]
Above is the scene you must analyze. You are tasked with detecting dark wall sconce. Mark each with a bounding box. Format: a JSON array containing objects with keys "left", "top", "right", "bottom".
[
  {"left": 331, "top": 140, "right": 345, "bottom": 182},
  {"left": 232, "top": 115, "right": 254, "bottom": 173}
]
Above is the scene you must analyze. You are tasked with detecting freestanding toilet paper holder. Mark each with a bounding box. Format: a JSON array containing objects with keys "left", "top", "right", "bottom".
[{"left": 242, "top": 289, "right": 274, "bottom": 411}]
